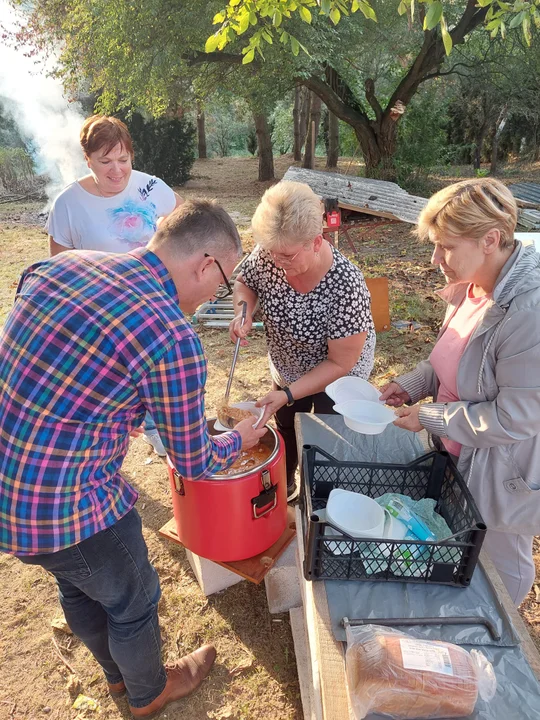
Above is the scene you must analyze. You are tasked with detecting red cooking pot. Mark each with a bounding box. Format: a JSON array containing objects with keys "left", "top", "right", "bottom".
[{"left": 167, "top": 422, "right": 287, "bottom": 562}]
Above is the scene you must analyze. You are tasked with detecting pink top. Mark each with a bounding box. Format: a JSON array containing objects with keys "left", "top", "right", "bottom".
[{"left": 429, "top": 285, "right": 492, "bottom": 456}]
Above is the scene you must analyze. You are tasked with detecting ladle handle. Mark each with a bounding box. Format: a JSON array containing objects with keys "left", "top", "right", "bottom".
[{"left": 224, "top": 301, "right": 247, "bottom": 403}]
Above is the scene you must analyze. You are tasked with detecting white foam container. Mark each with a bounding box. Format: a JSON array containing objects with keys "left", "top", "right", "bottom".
[
  {"left": 214, "top": 402, "right": 264, "bottom": 432},
  {"left": 333, "top": 400, "right": 395, "bottom": 435},
  {"left": 325, "top": 377, "right": 381, "bottom": 404}
]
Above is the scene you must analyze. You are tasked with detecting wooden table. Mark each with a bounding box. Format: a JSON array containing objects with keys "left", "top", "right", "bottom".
[{"left": 293, "top": 413, "right": 540, "bottom": 720}]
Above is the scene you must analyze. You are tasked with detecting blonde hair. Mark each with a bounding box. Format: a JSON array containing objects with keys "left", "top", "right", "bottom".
[
  {"left": 417, "top": 178, "right": 517, "bottom": 250},
  {"left": 251, "top": 181, "right": 323, "bottom": 250}
]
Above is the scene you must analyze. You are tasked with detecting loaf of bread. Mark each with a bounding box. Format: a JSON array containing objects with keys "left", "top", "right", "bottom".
[{"left": 346, "top": 625, "right": 479, "bottom": 719}]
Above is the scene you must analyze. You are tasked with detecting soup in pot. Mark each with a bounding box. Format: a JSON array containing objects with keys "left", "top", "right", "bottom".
[{"left": 214, "top": 442, "right": 273, "bottom": 477}]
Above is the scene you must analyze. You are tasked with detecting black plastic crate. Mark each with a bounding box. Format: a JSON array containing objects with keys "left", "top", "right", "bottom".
[{"left": 300, "top": 445, "right": 486, "bottom": 587}]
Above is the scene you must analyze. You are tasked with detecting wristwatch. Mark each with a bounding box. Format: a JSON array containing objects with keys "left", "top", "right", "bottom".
[{"left": 282, "top": 386, "right": 295, "bottom": 407}]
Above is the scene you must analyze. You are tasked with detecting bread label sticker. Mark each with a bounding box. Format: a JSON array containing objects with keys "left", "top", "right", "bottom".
[{"left": 399, "top": 639, "right": 454, "bottom": 676}]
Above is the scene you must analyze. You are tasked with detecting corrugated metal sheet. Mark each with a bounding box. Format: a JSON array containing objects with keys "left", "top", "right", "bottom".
[
  {"left": 517, "top": 208, "right": 540, "bottom": 230},
  {"left": 282, "top": 167, "right": 428, "bottom": 224},
  {"left": 510, "top": 183, "right": 540, "bottom": 207}
]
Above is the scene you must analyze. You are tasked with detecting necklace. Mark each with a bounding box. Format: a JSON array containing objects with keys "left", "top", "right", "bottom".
[{"left": 94, "top": 178, "right": 106, "bottom": 198}]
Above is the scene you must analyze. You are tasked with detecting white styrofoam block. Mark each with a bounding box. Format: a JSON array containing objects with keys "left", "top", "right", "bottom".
[
  {"left": 185, "top": 549, "right": 243, "bottom": 596},
  {"left": 264, "top": 538, "right": 302, "bottom": 614},
  {"left": 289, "top": 607, "right": 317, "bottom": 720}
]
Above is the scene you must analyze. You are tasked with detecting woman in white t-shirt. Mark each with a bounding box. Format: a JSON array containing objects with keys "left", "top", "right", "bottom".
[
  {"left": 47, "top": 114, "right": 182, "bottom": 254},
  {"left": 46, "top": 114, "right": 183, "bottom": 455}
]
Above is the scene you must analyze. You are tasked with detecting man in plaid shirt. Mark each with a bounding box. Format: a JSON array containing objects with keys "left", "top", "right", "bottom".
[{"left": 0, "top": 200, "right": 266, "bottom": 718}]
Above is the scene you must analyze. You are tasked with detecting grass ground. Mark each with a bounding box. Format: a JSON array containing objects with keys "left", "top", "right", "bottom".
[{"left": 1, "top": 154, "right": 539, "bottom": 720}]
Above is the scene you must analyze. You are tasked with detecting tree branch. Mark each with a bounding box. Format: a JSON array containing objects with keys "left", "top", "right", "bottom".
[
  {"left": 385, "top": 0, "right": 490, "bottom": 118},
  {"left": 364, "top": 79, "right": 383, "bottom": 125},
  {"left": 184, "top": 50, "right": 259, "bottom": 68},
  {"left": 299, "top": 74, "right": 372, "bottom": 132},
  {"left": 420, "top": 60, "right": 494, "bottom": 83}
]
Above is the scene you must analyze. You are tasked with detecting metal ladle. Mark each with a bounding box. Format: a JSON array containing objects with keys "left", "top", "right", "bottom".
[{"left": 221, "top": 301, "right": 248, "bottom": 429}]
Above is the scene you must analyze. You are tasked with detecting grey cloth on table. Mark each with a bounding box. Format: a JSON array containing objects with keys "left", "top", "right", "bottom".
[
  {"left": 297, "top": 413, "right": 425, "bottom": 466},
  {"left": 326, "top": 562, "right": 519, "bottom": 647}
]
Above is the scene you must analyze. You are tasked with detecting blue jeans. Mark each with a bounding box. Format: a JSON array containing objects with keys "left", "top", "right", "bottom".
[
  {"left": 18, "top": 508, "right": 167, "bottom": 708},
  {"left": 144, "top": 411, "right": 157, "bottom": 433}
]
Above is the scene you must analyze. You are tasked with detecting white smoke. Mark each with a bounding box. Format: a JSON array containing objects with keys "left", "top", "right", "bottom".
[{"left": 0, "top": 0, "right": 87, "bottom": 203}]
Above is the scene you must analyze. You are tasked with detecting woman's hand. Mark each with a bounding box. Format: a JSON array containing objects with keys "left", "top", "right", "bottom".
[
  {"left": 256, "top": 390, "right": 288, "bottom": 427},
  {"left": 229, "top": 313, "right": 253, "bottom": 347},
  {"left": 393, "top": 405, "right": 423, "bottom": 432},
  {"left": 379, "top": 382, "right": 411, "bottom": 407}
]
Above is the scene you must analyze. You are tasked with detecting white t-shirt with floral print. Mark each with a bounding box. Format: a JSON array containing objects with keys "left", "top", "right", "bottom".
[
  {"left": 46, "top": 170, "right": 176, "bottom": 253},
  {"left": 241, "top": 245, "right": 376, "bottom": 386}
]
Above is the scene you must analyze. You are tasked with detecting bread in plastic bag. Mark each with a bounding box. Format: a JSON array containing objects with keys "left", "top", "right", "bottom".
[{"left": 345, "top": 624, "right": 497, "bottom": 719}]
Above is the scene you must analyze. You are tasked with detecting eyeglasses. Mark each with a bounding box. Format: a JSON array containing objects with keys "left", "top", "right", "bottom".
[
  {"left": 269, "top": 247, "right": 304, "bottom": 266},
  {"left": 204, "top": 253, "right": 233, "bottom": 299}
]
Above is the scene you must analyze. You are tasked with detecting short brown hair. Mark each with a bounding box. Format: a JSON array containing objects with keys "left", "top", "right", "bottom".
[
  {"left": 80, "top": 115, "right": 134, "bottom": 159},
  {"left": 149, "top": 199, "right": 242, "bottom": 259},
  {"left": 417, "top": 178, "right": 517, "bottom": 250}
]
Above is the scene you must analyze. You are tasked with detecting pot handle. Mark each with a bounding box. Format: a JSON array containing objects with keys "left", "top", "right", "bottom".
[
  {"left": 251, "top": 485, "right": 278, "bottom": 519},
  {"left": 172, "top": 470, "right": 185, "bottom": 496}
]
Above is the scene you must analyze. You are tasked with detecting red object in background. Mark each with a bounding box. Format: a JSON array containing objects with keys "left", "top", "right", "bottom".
[
  {"left": 326, "top": 209, "right": 341, "bottom": 229},
  {"left": 168, "top": 424, "right": 287, "bottom": 562}
]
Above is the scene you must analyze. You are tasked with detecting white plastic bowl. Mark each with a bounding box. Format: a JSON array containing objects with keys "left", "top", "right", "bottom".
[
  {"left": 325, "top": 377, "right": 381, "bottom": 404},
  {"left": 327, "top": 488, "right": 386, "bottom": 538},
  {"left": 322, "top": 499, "right": 410, "bottom": 556},
  {"left": 214, "top": 402, "right": 264, "bottom": 432},
  {"left": 333, "top": 400, "right": 395, "bottom": 435}
]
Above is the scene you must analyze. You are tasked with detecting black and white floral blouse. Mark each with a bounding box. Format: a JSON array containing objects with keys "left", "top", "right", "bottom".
[{"left": 241, "top": 245, "right": 376, "bottom": 386}]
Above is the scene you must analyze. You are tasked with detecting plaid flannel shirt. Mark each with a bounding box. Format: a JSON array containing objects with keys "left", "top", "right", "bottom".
[{"left": 0, "top": 248, "right": 240, "bottom": 555}]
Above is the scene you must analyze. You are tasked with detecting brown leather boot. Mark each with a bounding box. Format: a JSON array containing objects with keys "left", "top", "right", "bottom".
[
  {"left": 129, "top": 644, "right": 217, "bottom": 719},
  {"left": 108, "top": 679, "right": 126, "bottom": 697}
]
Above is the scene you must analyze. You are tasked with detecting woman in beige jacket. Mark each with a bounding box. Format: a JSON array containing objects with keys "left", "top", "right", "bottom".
[{"left": 380, "top": 178, "right": 540, "bottom": 606}]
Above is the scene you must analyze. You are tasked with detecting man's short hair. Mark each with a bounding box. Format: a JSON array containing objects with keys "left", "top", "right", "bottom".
[{"left": 149, "top": 199, "right": 242, "bottom": 258}]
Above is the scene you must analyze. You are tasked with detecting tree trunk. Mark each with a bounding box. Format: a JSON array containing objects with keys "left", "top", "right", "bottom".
[
  {"left": 253, "top": 111, "right": 275, "bottom": 181},
  {"left": 326, "top": 109, "right": 339, "bottom": 168},
  {"left": 533, "top": 124, "right": 540, "bottom": 162},
  {"left": 298, "top": 87, "right": 311, "bottom": 156},
  {"left": 293, "top": 86, "right": 302, "bottom": 161},
  {"left": 196, "top": 102, "right": 207, "bottom": 160},
  {"left": 473, "top": 122, "right": 489, "bottom": 170},
  {"left": 302, "top": 92, "right": 322, "bottom": 169},
  {"left": 350, "top": 117, "right": 399, "bottom": 179},
  {"left": 490, "top": 106, "right": 508, "bottom": 176}
]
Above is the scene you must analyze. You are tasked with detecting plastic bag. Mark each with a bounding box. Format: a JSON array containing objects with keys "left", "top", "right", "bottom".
[{"left": 345, "top": 624, "right": 497, "bottom": 720}]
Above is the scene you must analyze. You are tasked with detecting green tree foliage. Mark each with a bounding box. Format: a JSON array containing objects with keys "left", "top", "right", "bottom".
[
  {"left": 271, "top": 99, "right": 295, "bottom": 154},
  {"left": 0, "top": 100, "right": 29, "bottom": 149},
  {"left": 204, "top": 0, "right": 538, "bottom": 175},
  {"left": 209, "top": 0, "right": 539, "bottom": 61},
  {"left": 393, "top": 82, "right": 449, "bottom": 193},
  {"left": 124, "top": 114, "right": 196, "bottom": 186},
  {"left": 0, "top": 147, "right": 35, "bottom": 192},
  {"left": 441, "top": 33, "right": 540, "bottom": 169},
  {"left": 13, "top": 0, "right": 538, "bottom": 178},
  {"left": 246, "top": 126, "right": 258, "bottom": 155},
  {"left": 0, "top": 100, "right": 36, "bottom": 192}
]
